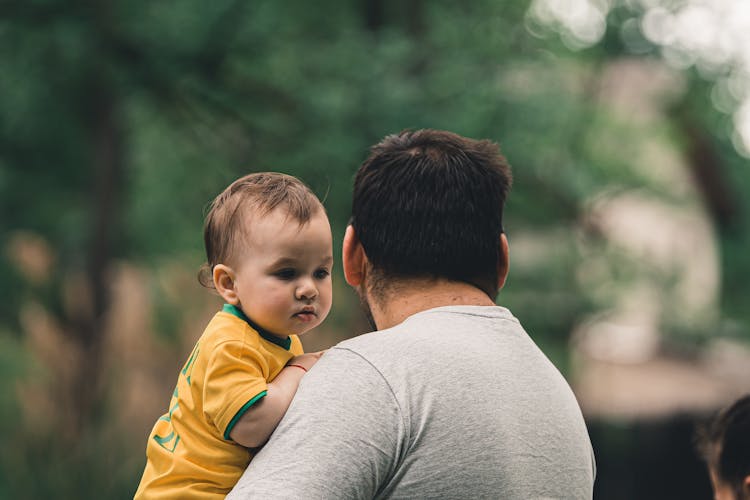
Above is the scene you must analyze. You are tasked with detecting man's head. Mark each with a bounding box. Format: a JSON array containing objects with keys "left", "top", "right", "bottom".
[
  {"left": 346, "top": 129, "right": 512, "bottom": 305},
  {"left": 696, "top": 394, "right": 750, "bottom": 500},
  {"left": 200, "top": 172, "right": 333, "bottom": 337}
]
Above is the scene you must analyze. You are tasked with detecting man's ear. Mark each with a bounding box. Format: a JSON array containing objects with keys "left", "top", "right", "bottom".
[
  {"left": 743, "top": 475, "right": 750, "bottom": 497},
  {"left": 342, "top": 225, "right": 367, "bottom": 287},
  {"left": 497, "top": 233, "right": 510, "bottom": 290},
  {"left": 213, "top": 264, "right": 239, "bottom": 305}
]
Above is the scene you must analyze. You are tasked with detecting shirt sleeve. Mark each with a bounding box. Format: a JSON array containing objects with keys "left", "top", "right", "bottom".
[
  {"left": 226, "top": 347, "right": 406, "bottom": 500},
  {"left": 203, "top": 339, "right": 269, "bottom": 440}
]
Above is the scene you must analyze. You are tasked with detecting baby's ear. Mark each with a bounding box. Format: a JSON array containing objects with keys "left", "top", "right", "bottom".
[{"left": 213, "top": 264, "right": 239, "bottom": 305}]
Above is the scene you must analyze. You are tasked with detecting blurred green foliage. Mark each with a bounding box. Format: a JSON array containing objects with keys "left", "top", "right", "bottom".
[{"left": 1, "top": 0, "right": 749, "bottom": 498}]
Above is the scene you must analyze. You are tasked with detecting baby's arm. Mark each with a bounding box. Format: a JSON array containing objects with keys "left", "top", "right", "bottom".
[{"left": 229, "top": 351, "right": 324, "bottom": 448}]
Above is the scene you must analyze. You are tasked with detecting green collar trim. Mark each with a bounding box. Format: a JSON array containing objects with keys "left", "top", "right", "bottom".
[{"left": 222, "top": 304, "right": 292, "bottom": 350}]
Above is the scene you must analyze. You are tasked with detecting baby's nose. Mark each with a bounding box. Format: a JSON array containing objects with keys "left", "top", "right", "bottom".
[{"left": 296, "top": 280, "right": 318, "bottom": 300}]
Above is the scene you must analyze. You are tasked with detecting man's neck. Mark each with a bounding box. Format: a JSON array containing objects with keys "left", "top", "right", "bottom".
[{"left": 368, "top": 278, "right": 497, "bottom": 330}]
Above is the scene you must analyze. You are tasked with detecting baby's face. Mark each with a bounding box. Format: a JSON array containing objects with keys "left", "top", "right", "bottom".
[{"left": 231, "top": 207, "right": 333, "bottom": 338}]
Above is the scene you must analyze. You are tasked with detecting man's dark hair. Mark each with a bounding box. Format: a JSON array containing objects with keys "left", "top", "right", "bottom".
[
  {"left": 351, "top": 129, "right": 512, "bottom": 299},
  {"left": 696, "top": 394, "right": 750, "bottom": 499}
]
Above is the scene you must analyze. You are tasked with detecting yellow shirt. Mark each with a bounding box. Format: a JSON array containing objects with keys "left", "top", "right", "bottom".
[{"left": 135, "top": 304, "right": 303, "bottom": 500}]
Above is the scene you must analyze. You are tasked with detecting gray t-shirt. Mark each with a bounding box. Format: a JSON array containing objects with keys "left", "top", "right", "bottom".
[{"left": 228, "top": 305, "right": 595, "bottom": 499}]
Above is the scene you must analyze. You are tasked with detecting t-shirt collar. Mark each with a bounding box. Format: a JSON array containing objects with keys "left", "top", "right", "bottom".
[{"left": 222, "top": 303, "right": 293, "bottom": 350}]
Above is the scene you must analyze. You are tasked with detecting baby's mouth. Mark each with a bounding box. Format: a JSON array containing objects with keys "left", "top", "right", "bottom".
[{"left": 294, "top": 308, "right": 317, "bottom": 321}]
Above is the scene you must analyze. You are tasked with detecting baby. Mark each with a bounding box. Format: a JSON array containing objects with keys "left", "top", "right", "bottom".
[{"left": 135, "top": 172, "right": 332, "bottom": 499}]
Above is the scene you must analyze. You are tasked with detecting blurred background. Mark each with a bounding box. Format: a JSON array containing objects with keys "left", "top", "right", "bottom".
[{"left": 2, "top": 0, "right": 750, "bottom": 498}]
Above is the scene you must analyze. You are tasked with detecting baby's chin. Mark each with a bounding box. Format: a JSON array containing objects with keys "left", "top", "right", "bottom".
[{"left": 295, "top": 316, "right": 330, "bottom": 337}]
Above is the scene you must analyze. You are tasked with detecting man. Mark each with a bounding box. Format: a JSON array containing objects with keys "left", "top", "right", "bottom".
[{"left": 228, "top": 129, "right": 596, "bottom": 499}]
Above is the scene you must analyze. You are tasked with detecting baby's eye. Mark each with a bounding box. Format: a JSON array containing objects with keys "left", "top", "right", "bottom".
[
  {"left": 274, "top": 269, "right": 297, "bottom": 280},
  {"left": 314, "top": 268, "right": 330, "bottom": 280}
]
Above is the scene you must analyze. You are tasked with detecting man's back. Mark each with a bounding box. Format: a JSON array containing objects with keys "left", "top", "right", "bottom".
[{"left": 229, "top": 305, "right": 595, "bottom": 499}]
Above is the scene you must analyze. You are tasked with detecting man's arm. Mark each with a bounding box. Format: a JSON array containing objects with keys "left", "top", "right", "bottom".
[
  {"left": 229, "top": 351, "right": 323, "bottom": 448},
  {"left": 227, "top": 347, "right": 405, "bottom": 500}
]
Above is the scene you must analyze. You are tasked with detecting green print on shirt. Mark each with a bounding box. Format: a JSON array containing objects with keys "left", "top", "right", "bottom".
[
  {"left": 153, "top": 343, "right": 200, "bottom": 452},
  {"left": 182, "top": 343, "right": 199, "bottom": 386}
]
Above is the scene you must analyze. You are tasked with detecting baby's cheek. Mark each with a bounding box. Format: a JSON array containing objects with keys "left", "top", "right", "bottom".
[
  {"left": 265, "top": 291, "right": 292, "bottom": 311},
  {"left": 253, "top": 287, "right": 291, "bottom": 317}
]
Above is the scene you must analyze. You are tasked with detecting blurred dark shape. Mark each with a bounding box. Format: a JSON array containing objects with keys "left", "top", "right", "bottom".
[{"left": 590, "top": 415, "right": 714, "bottom": 500}]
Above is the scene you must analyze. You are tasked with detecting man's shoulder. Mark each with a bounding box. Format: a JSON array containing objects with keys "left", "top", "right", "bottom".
[
  {"left": 345, "top": 304, "right": 517, "bottom": 336},
  {"left": 332, "top": 304, "right": 522, "bottom": 362}
]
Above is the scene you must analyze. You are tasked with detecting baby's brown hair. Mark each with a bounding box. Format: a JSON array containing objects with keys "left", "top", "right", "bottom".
[{"left": 198, "top": 172, "right": 323, "bottom": 288}]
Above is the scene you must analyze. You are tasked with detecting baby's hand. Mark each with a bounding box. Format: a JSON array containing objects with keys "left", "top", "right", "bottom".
[{"left": 288, "top": 350, "right": 326, "bottom": 372}]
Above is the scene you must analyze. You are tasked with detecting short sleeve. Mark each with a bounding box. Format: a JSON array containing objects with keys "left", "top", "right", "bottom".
[
  {"left": 227, "top": 347, "right": 406, "bottom": 500},
  {"left": 203, "top": 340, "right": 269, "bottom": 440}
]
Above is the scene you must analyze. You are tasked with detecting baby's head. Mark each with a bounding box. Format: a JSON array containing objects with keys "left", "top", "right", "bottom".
[
  {"left": 696, "top": 394, "right": 750, "bottom": 500},
  {"left": 200, "top": 172, "right": 333, "bottom": 338}
]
